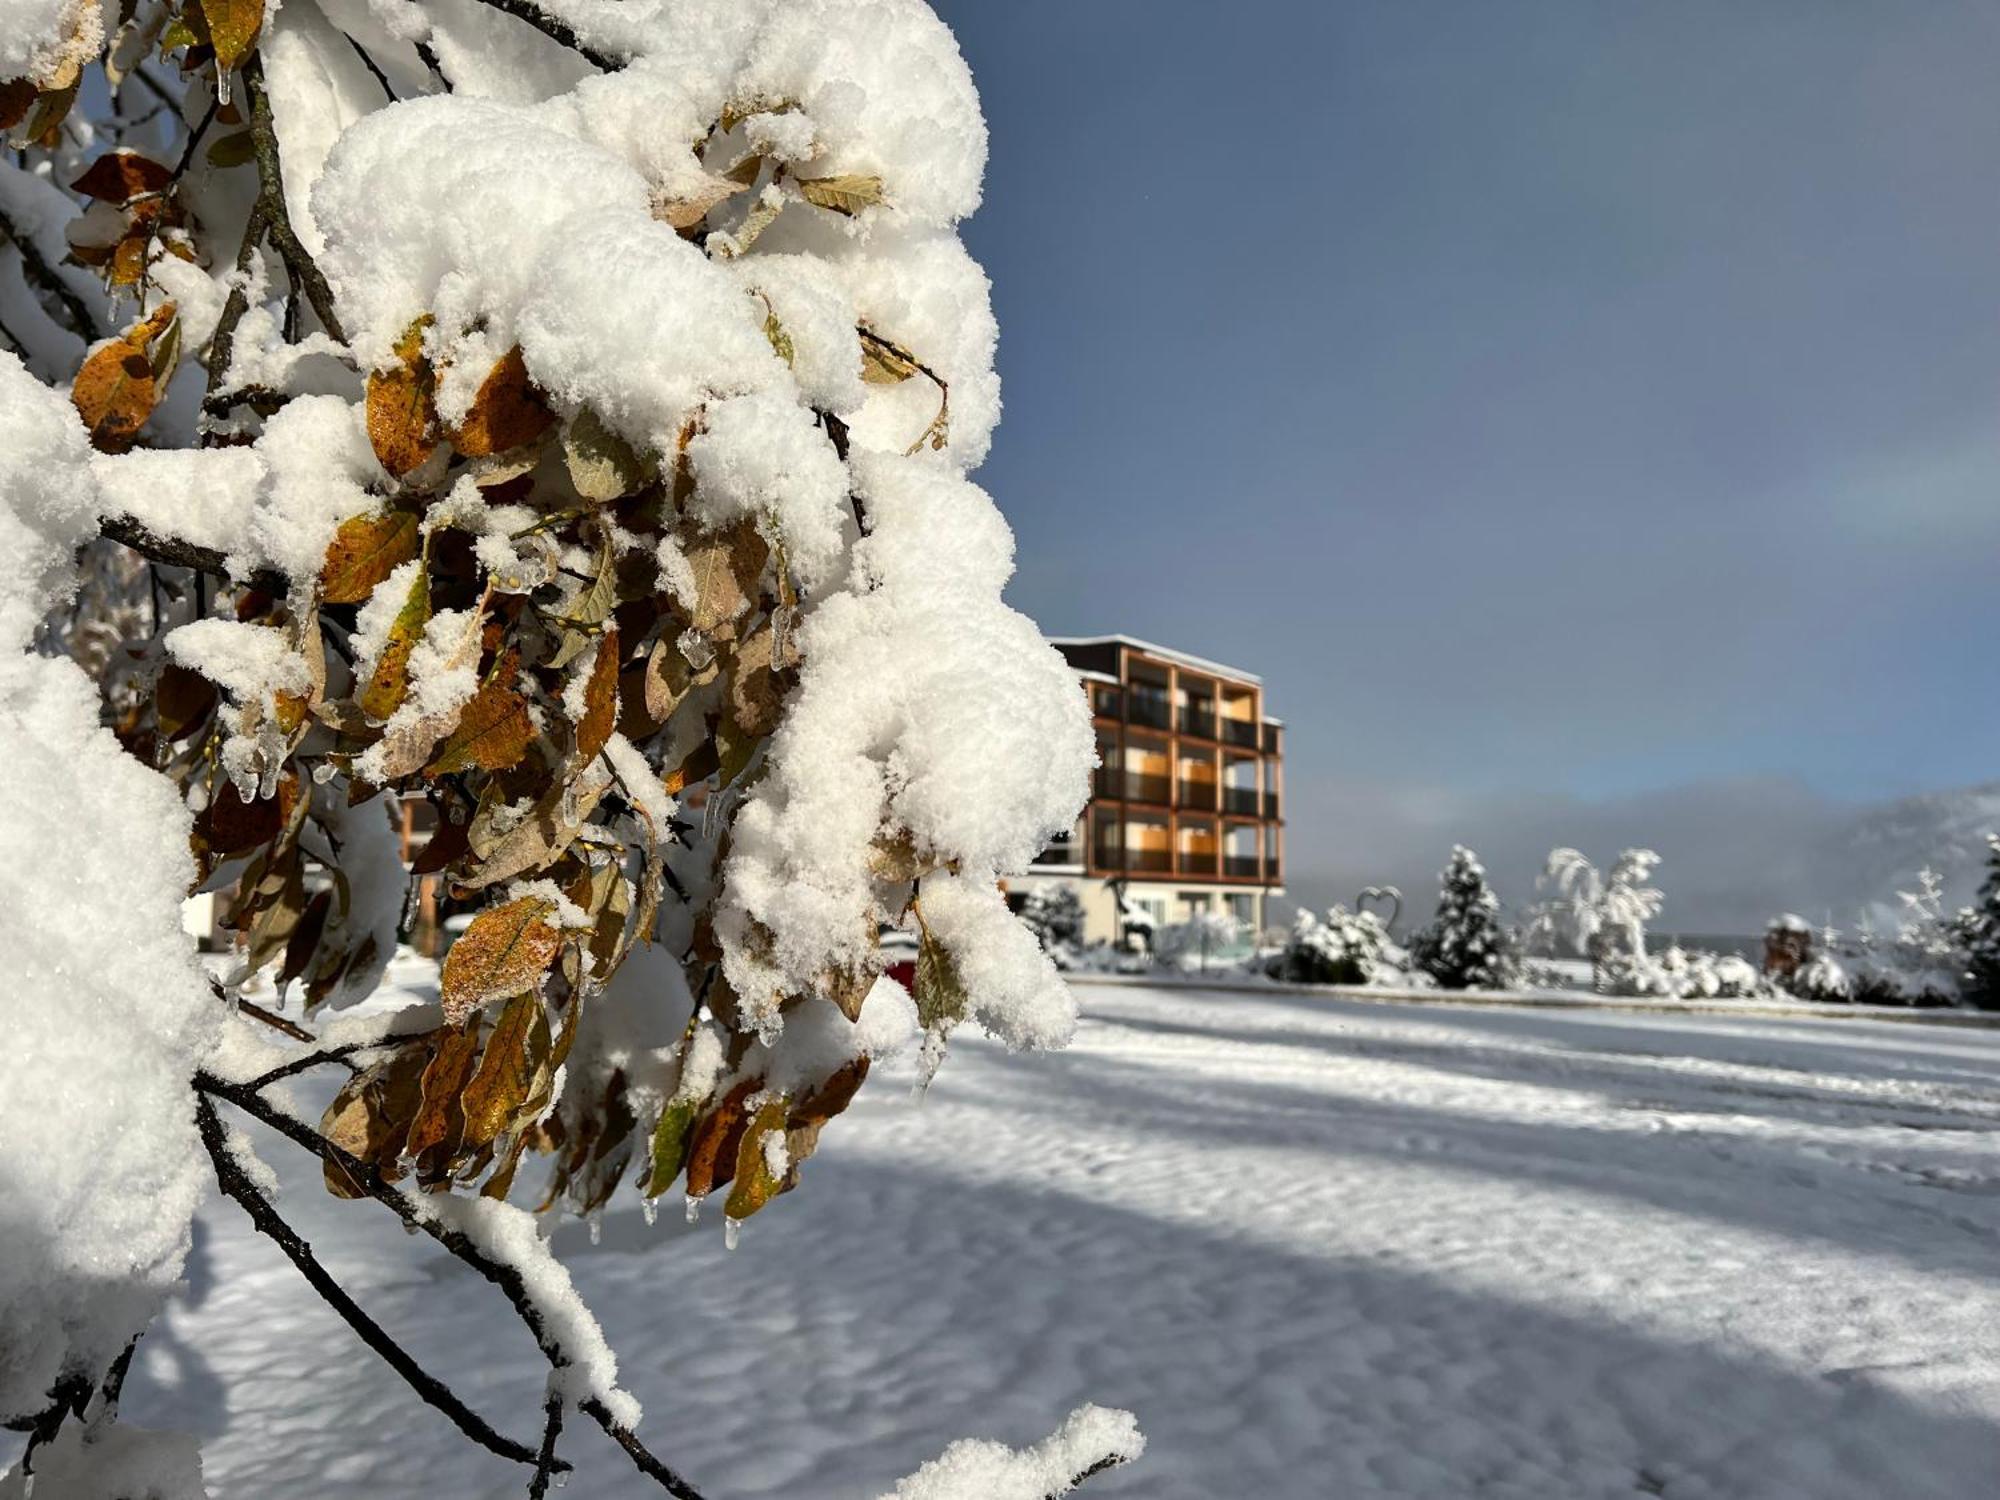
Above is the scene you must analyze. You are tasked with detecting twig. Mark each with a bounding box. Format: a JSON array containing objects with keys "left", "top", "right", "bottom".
[
  {"left": 345, "top": 34, "right": 400, "bottom": 102},
  {"left": 194, "top": 1093, "right": 558, "bottom": 1471},
  {"left": 195, "top": 1074, "right": 712, "bottom": 1499},
  {"left": 229, "top": 991, "right": 319, "bottom": 1044},
  {"left": 239, "top": 1042, "right": 371, "bottom": 1093},
  {"left": 467, "top": 0, "right": 625, "bottom": 71},
  {"left": 98, "top": 513, "right": 286, "bottom": 594},
  {"left": 170, "top": 97, "right": 221, "bottom": 183},
  {"left": 0, "top": 204, "right": 101, "bottom": 342},
  {"left": 241, "top": 57, "right": 346, "bottom": 344},
  {"left": 1051, "top": 1452, "right": 1134, "bottom": 1496},
  {"left": 529, "top": 1392, "right": 566, "bottom": 1499}
]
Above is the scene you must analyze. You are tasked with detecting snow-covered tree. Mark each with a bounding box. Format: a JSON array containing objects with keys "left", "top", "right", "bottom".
[
  {"left": 1270, "top": 905, "right": 1417, "bottom": 987},
  {"left": 0, "top": 3, "right": 1139, "bottom": 1492},
  {"left": 1409, "top": 845, "right": 1520, "bottom": 990},
  {"left": 1524, "top": 847, "right": 1662, "bottom": 991},
  {"left": 1958, "top": 835, "right": 2000, "bottom": 1010},
  {"left": 1021, "top": 883, "right": 1085, "bottom": 950},
  {"left": 1152, "top": 909, "right": 1240, "bottom": 971},
  {"left": 1849, "top": 868, "right": 1967, "bottom": 1006}
]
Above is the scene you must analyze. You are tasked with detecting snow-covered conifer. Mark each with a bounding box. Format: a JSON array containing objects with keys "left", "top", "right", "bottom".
[
  {"left": 1410, "top": 845, "right": 1520, "bottom": 990},
  {"left": 1959, "top": 835, "right": 2000, "bottom": 1010}
]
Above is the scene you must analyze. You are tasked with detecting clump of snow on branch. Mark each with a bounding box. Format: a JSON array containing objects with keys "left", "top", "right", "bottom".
[
  {"left": 0, "top": 355, "right": 218, "bottom": 1422},
  {"left": 882, "top": 1404, "right": 1143, "bottom": 1500}
]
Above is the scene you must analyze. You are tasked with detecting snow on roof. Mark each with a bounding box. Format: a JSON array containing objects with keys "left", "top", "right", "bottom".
[{"left": 1050, "top": 634, "right": 1263, "bottom": 687}]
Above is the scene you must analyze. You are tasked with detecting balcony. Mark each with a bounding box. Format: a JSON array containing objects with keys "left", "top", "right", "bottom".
[
  {"left": 1262, "top": 723, "right": 1282, "bottom": 754},
  {"left": 1225, "top": 856, "right": 1263, "bottom": 879},
  {"left": 1179, "top": 851, "right": 1219, "bottom": 877},
  {"left": 1221, "top": 718, "right": 1259, "bottom": 749},
  {"left": 1177, "top": 780, "right": 1217, "bottom": 812},
  {"left": 1032, "top": 840, "right": 1081, "bottom": 867},
  {"left": 1222, "top": 786, "right": 1260, "bottom": 816},
  {"left": 1125, "top": 848, "right": 1172, "bottom": 873},
  {"left": 1264, "top": 792, "right": 1281, "bottom": 819},
  {"left": 1179, "top": 706, "right": 1216, "bottom": 739},
  {"left": 1127, "top": 695, "right": 1172, "bottom": 731},
  {"left": 1092, "top": 687, "right": 1122, "bottom": 720}
]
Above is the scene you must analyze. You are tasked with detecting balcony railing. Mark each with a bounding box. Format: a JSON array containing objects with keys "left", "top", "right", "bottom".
[
  {"left": 1032, "top": 841, "right": 1081, "bottom": 866},
  {"left": 1221, "top": 718, "right": 1259, "bottom": 748},
  {"left": 1127, "top": 695, "right": 1172, "bottom": 731},
  {"left": 1177, "top": 780, "right": 1217, "bottom": 812},
  {"left": 1179, "top": 707, "right": 1216, "bottom": 739},
  {"left": 1264, "top": 792, "right": 1281, "bottom": 819},
  {"left": 1262, "top": 723, "right": 1282, "bottom": 754},
  {"left": 1095, "top": 769, "right": 1170, "bottom": 802},
  {"left": 1093, "top": 688, "right": 1123, "bottom": 719},
  {"left": 1222, "top": 787, "right": 1260, "bottom": 816},
  {"left": 1179, "top": 851, "right": 1219, "bottom": 877},
  {"left": 1225, "top": 856, "right": 1263, "bottom": 879}
]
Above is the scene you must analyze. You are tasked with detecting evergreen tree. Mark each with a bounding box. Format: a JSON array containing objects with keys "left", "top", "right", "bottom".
[
  {"left": 1960, "top": 835, "right": 2000, "bottom": 1009},
  {"left": 1412, "top": 846, "right": 1521, "bottom": 990}
]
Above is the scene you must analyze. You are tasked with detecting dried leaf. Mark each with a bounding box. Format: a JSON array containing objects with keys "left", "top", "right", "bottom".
[
  {"left": 358, "top": 562, "right": 430, "bottom": 720},
  {"left": 426, "top": 650, "right": 532, "bottom": 777},
  {"left": 763, "top": 310, "right": 794, "bottom": 367},
  {"left": 913, "top": 906, "right": 968, "bottom": 1033},
  {"left": 822, "top": 965, "right": 874, "bottom": 1024},
  {"left": 562, "top": 407, "right": 646, "bottom": 502},
  {"left": 683, "top": 523, "right": 766, "bottom": 638},
  {"left": 724, "top": 1095, "right": 791, "bottom": 1223},
  {"left": 794, "top": 173, "right": 886, "bottom": 217},
  {"left": 459, "top": 761, "right": 611, "bottom": 891},
  {"left": 683, "top": 1078, "right": 758, "bottom": 1200},
  {"left": 652, "top": 173, "right": 752, "bottom": 232},
  {"left": 440, "top": 895, "right": 562, "bottom": 1025},
  {"left": 547, "top": 535, "right": 618, "bottom": 669},
  {"left": 406, "top": 1022, "right": 482, "bottom": 1161},
  {"left": 726, "top": 625, "right": 785, "bottom": 738},
  {"left": 277, "top": 887, "right": 333, "bottom": 989},
  {"left": 451, "top": 345, "right": 554, "bottom": 459},
  {"left": 574, "top": 625, "right": 619, "bottom": 763},
  {"left": 321, "top": 1043, "right": 431, "bottom": 1197},
  {"left": 320, "top": 509, "right": 419, "bottom": 605},
  {"left": 70, "top": 150, "right": 173, "bottom": 204},
  {"left": 72, "top": 302, "right": 176, "bottom": 454},
  {"left": 457, "top": 991, "right": 544, "bottom": 1151},
  {"left": 0, "top": 79, "right": 34, "bottom": 132},
  {"left": 366, "top": 316, "right": 438, "bottom": 478}
]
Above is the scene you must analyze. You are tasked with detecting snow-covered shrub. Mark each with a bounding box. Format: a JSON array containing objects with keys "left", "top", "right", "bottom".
[
  {"left": 1151, "top": 910, "right": 1243, "bottom": 971},
  {"left": 1614, "top": 946, "right": 1771, "bottom": 1001},
  {"left": 1525, "top": 847, "right": 1663, "bottom": 991},
  {"left": 1270, "top": 905, "right": 1419, "bottom": 986},
  {"left": 1789, "top": 951, "right": 1854, "bottom": 1003},
  {"left": 1021, "top": 883, "right": 1086, "bottom": 950},
  {"left": 1847, "top": 870, "right": 1967, "bottom": 1006},
  {"left": 0, "top": 3, "right": 1138, "bottom": 1491},
  {"left": 1409, "top": 845, "right": 1520, "bottom": 990}
]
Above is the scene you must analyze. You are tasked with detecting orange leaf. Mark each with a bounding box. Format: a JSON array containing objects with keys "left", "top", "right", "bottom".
[
  {"left": 320, "top": 509, "right": 420, "bottom": 605},
  {"left": 451, "top": 346, "right": 554, "bottom": 459},
  {"left": 426, "top": 649, "right": 533, "bottom": 777},
  {"left": 724, "top": 1094, "right": 791, "bottom": 1224},
  {"left": 406, "top": 1022, "right": 482, "bottom": 1160},
  {"left": 457, "top": 991, "right": 548, "bottom": 1151},
  {"left": 366, "top": 316, "right": 438, "bottom": 478},
  {"left": 574, "top": 626, "right": 618, "bottom": 764},
  {"left": 71, "top": 303, "right": 176, "bottom": 454},
  {"left": 683, "top": 1078, "right": 759, "bottom": 1201},
  {"left": 70, "top": 150, "right": 174, "bottom": 204},
  {"left": 440, "top": 896, "right": 562, "bottom": 1026}
]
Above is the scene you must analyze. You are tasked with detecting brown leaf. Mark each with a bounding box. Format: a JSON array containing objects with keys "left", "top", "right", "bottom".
[
  {"left": 411, "top": 813, "right": 471, "bottom": 875},
  {"left": 574, "top": 626, "right": 618, "bottom": 764},
  {"left": 426, "top": 650, "right": 532, "bottom": 777},
  {"left": 460, "top": 761, "right": 611, "bottom": 891},
  {"left": 724, "top": 1094, "right": 791, "bottom": 1223},
  {"left": 726, "top": 625, "right": 785, "bottom": 738},
  {"left": 192, "top": 0, "right": 265, "bottom": 77},
  {"left": 198, "top": 773, "right": 298, "bottom": 855},
  {"left": 366, "top": 316, "right": 438, "bottom": 478},
  {"left": 320, "top": 1041, "right": 431, "bottom": 1197},
  {"left": 156, "top": 662, "right": 217, "bottom": 741},
  {"left": 439, "top": 895, "right": 562, "bottom": 1026},
  {"left": 72, "top": 302, "right": 176, "bottom": 454},
  {"left": 358, "top": 561, "right": 430, "bottom": 720},
  {"left": 794, "top": 173, "right": 886, "bottom": 216},
  {"left": 683, "top": 523, "right": 767, "bottom": 638},
  {"left": 683, "top": 1078, "right": 759, "bottom": 1201},
  {"left": 821, "top": 965, "right": 874, "bottom": 1024},
  {"left": 406, "top": 1022, "right": 482, "bottom": 1162},
  {"left": 0, "top": 79, "right": 34, "bottom": 132},
  {"left": 320, "top": 509, "right": 420, "bottom": 605},
  {"left": 277, "top": 887, "right": 334, "bottom": 989},
  {"left": 451, "top": 345, "right": 554, "bottom": 459},
  {"left": 562, "top": 407, "right": 647, "bottom": 502},
  {"left": 651, "top": 173, "right": 752, "bottom": 232},
  {"left": 70, "top": 150, "right": 173, "bottom": 204},
  {"left": 457, "top": 991, "right": 545, "bottom": 1151}
]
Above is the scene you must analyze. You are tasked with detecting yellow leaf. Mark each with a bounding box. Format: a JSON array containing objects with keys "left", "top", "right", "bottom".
[
  {"left": 366, "top": 316, "right": 438, "bottom": 478},
  {"left": 440, "top": 896, "right": 562, "bottom": 1026},
  {"left": 451, "top": 345, "right": 554, "bottom": 459},
  {"left": 320, "top": 509, "right": 420, "bottom": 605},
  {"left": 457, "top": 991, "right": 548, "bottom": 1151},
  {"left": 192, "top": 0, "right": 265, "bottom": 76},
  {"left": 562, "top": 407, "right": 647, "bottom": 502},
  {"left": 426, "top": 649, "right": 533, "bottom": 777},
  {"left": 405, "top": 1022, "right": 482, "bottom": 1161},
  {"left": 651, "top": 173, "right": 752, "bottom": 232},
  {"left": 724, "top": 1095, "right": 791, "bottom": 1224},
  {"left": 358, "top": 562, "right": 430, "bottom": 720}
]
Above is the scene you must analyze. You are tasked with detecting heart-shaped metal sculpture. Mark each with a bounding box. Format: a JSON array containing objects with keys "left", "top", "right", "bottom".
[{"left": 1356, "top": 885, "right": 1402, "bottom": 931}]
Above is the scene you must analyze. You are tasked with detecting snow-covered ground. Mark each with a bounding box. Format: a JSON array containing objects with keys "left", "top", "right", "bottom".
[{"left": 121, "top": 970, "right": 2000, "bottom": 1498}]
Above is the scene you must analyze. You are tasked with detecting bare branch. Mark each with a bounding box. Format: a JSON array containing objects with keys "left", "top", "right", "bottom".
[
  {"left": 1052, "top": 1452, "right": 1135, "bottom": 1497},
  {"left": 195, "top": 1092, "right": 559, "bottom": 1472},
  {"left": 529, "top": 1392, "right": 566, "bottom": 1499},
  {"left": 238, "top": 1043, "right": 370, "bottom": 1093},
  {"left": 467, "top": 0, "right": 626, "bottom": 71},
  {"left": 242, "top": 56, "right": 346, "bottom": 344},
  {"left": 97, "top": 513, "right": 287, "bottom": 594},
  {"left": 0, "top": 204, "right": 101, "bottom": 343},
  {"left": 579, "top": 1399, "right": 708, "bottom": 1500}
]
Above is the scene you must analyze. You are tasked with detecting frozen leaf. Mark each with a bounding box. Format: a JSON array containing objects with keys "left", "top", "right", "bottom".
[
  {"left": 460, "top": 762, "right": 610, "bottom": 889},
  {"left": 643, "top": 1095, "right": 696, "bottom": 1198},
  {"left": 794, "top": 173, "right": 886, "bottom": 216},
  {"left": 683, "top": 1078, "right": 758, "bottom": 1200},
  {"left": 72, "top": 302, "right": 176, "bottom": 453},
  {"left": 562, "top": 407, "right": 646, "bottom": 502},
  {"left": 426, "top": 650, "right": 532, "bottom": 776},
  {"left": 192, "top": 0, "right": 265, "bottom": 77},
  {"left": 358, "top": 565, "right": 431, "bottom": 720},
  {"left": 321, "top": 1044, "right": 429, "bottom": 1197},
  {"left": 457, "top": 991, "right": 546, "bottom": 1151},
  {"left": 320, "top": 510, "right": 419, "bottom": 605},
  {"left": 366, "top": 316, "right": 438, "bottom": 478},
  {"left": 406, "top": 1023, "right": 482, "bottom": 1161},
  {"left": 440, "top": 896, "right": 562, "bottom": 1025},
  {"left": 451, "top": 345, "right": 554, "bottom": 459},
  {"left": 914, "top": 907, "right": 969, "bottom": 1033},
  {"left": 70, "top": 151, "right": 173, "bottom": 204}
]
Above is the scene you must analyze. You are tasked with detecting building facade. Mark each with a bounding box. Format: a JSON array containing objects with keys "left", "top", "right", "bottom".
[{"left": 1008, "top": 635, "right": 1285, "bottom": 947}]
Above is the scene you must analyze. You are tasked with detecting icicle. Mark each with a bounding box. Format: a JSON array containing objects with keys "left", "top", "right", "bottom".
[
  {"left": 641, "top": 1196, "right": 658, "bottom": 1227},
  {"left": 724, "top": 1216, "right": 742, "bottom": 1251},
  {"left": 587, "top": 1210, "right": 602, "bottom": 1246},
  {"left": 684, "top": 1194, "right": 700, "bottom": 1224}
]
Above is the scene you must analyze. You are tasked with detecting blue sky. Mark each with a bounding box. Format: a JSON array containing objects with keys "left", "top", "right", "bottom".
[{"left": 934, "top": 0, "right": 2000, "bottom": 918}]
